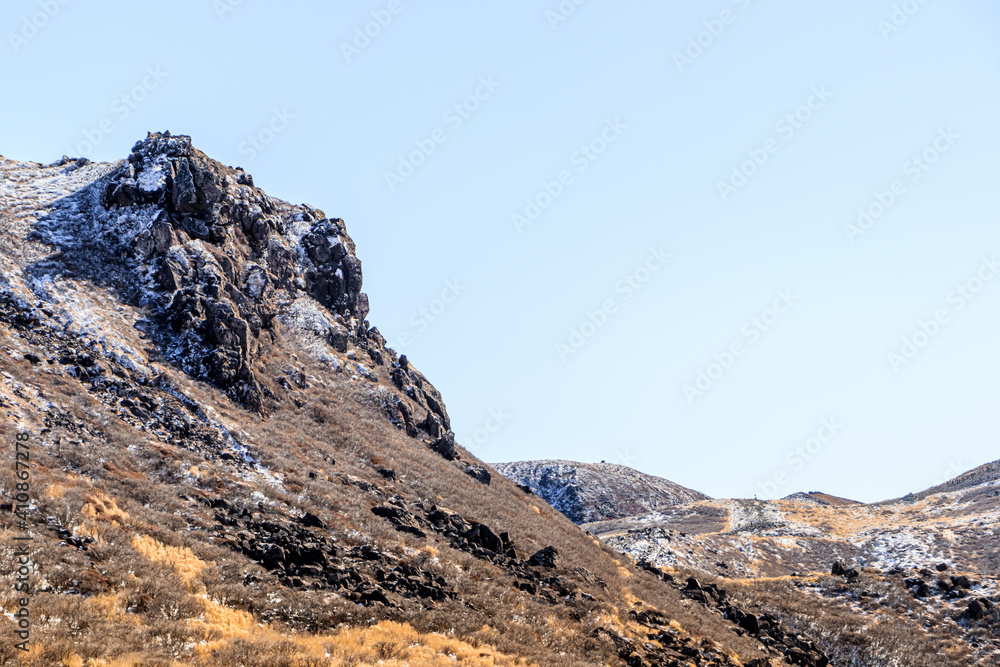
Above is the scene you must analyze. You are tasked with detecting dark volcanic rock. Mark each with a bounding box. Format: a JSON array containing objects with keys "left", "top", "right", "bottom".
[
  {"left": 832, "top": 560, "right": 860, "bottom": 578},
  {"left": 72, "top": 132, "right": 373, "bottom": 411},
  {"left": 528, "top": 546, "right": 559, "bottom": 568},
  {"left": 23, "top": 132, "right": 459, "bottom": 461},
  {"left": 464, "top": 464, "right": 492, "bottom": 485}
]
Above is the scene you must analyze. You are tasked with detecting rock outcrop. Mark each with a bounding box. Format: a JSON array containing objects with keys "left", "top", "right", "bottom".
[{"left": 23, "top": 132, "right": 456, "bottom": 457}]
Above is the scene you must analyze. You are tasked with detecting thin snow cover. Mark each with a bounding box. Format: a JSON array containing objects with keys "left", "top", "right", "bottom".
[
  {"left": 493, "top": 459, "right": 709, "bottom": 524},
  {"left": 1, "top": 157, "right": 119, "bottom": 251},
  {"left": 244, "top": 264, "right": 268, "bottom": 301},
  {"left": 137, "top": 160, "right": 169, "bottom": 193},
  {"left": 278, "top": 294, "right": 345, "bottom": 367},
  {"left": 0, "top": 255, "right": 23, "bottom": 291},
  {"left": 25, "top": 271, "right": 154, "bottom": 380},
  {"left": 157, "top": 381, "right": 282, "bottom": 489}
]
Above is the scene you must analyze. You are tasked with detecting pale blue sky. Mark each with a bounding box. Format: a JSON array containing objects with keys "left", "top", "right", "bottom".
[{"left": 4, "top": 1, "right": 999, "bottom": 502}]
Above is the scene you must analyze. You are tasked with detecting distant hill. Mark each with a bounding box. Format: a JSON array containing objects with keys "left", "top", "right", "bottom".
[
  {"left": 783, "top": 491, "right": 862, "bottom": 507},
  {"left": 905, "top": 459, "right": 1000, "bottom": 500},
  {"left": 492, "top": 460, "right": 710, "bottom": 524}
]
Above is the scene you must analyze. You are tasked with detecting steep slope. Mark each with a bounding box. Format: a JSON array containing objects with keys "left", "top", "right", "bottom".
[
  {"left": 493, "top": 460, "right": 709, "bottom": 524},
  {"left": 0, "top": 135, "right": 827, "bottom": 667}
]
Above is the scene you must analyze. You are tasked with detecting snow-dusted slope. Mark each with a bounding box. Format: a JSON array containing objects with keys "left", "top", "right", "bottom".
[
  {"left": 590, "top": 463, "right": 1000, "bottom": 580},
  {"left": 493, "top": 459, "right": 710, "bottom": 524}
]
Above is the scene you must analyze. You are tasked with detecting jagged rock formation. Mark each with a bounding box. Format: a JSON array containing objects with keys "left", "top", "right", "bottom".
[
  {"left": 14, "top": 132, "right": 454, "bottom": 453},
  {"left": 493, "top": 459, "right": 710, "bottom": 524}
]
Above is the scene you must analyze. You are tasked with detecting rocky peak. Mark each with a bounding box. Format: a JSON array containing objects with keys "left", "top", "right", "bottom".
[
  {"left": 75, "top": 132, "right": 368, "bottom": 411},
  {"left": 13, "top": 132, "right": 453, "bottom": 454}
]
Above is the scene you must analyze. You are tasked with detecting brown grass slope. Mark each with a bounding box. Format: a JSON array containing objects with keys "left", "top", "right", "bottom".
[{"left": 0, "top": 140, "right": 798, "bottom": 667}]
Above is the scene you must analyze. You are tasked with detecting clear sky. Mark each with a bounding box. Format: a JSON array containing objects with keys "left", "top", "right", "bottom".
[{"left": 3, "top": 0, "right": 999, "bottom": 503}]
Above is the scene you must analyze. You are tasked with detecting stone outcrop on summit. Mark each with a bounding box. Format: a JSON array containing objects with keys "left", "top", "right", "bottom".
[{"left": 4, "top": 132, "right": 454, "bottom": 453}]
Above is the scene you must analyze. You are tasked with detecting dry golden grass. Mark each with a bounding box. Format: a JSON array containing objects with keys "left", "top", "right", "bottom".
[{"left": 132, "top": 535, "right": 206, "bottom": 586}]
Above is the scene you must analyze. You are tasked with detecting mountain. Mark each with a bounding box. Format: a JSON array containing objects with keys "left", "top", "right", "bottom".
[
  {"left": 493, "top": 460, "right": 709, "bottom": 524},
  {"left": 0, "top": 134, "right": 835, "bottom": 667},
  {"left": 503, "top": 459, "right": 1000, "bottom": 665},
  {"left": 904, "top": 459, "right": 1000, "bottom": 500}
]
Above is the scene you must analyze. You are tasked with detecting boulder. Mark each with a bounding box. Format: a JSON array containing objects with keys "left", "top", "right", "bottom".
[
  {"left": 464, "top": 464, "right": 492, "bottom": 485},
  {"left": 432, "top": 432, "right": 456, "bottom": 460},
  {"left": 965, "top": 599, "right": 987, "bottom": 621},
  {"left": 832, "top": 560, "right": 859, "bottom": 578},
  {"left": 528, "top": 546, "right": 559, "bottom": 568},
  {"left": 300, "top": 512, "right": 326, "bottom": 529}
]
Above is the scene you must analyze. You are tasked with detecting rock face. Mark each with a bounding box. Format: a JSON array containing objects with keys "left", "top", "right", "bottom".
[
  {"left": 493, "top": 460, "right": 710, "bottom": 524},
  {"left": 20, "top": 132, "right": 455, "bottom": 455},
  {"left": 91, "top": 132, "right": 368, "bottom": 411}
]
